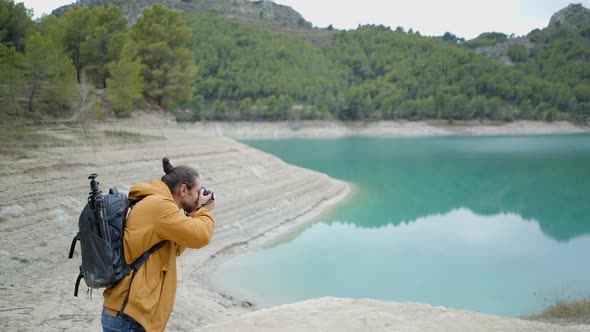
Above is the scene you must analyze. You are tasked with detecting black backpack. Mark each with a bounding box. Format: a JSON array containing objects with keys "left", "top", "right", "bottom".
[{"left": 69, "top": 174, "right": 166, "bottom": 310}]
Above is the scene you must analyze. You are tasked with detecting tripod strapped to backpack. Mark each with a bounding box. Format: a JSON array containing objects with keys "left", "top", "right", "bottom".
[{"left": 69, "top": 174, "right": 166, "bottom": 311}]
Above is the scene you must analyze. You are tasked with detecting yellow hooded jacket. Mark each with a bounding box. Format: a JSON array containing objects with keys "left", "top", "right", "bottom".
[{"left": 103, "top": 180, "right": 215, "bottom": 332}]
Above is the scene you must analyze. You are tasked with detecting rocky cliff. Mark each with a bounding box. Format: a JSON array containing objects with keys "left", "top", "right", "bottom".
[
  {"left": 476, "top": 3, "right": 590, "bottom": 65},
  {"left": 549, "top": 3, "right": 590, "bottom": 32},
  {"left": 57, "top": 0, "right": 312, "bottom": 29}
]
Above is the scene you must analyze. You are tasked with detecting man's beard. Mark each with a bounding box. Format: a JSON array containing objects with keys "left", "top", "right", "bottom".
[{"left": 183, "top": 200, "right": 196, "bottom": 214}]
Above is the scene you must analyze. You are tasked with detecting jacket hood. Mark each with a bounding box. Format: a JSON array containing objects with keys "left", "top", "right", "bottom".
[{"left": 128, "top": 180, "right": 173, "bottom": 200}]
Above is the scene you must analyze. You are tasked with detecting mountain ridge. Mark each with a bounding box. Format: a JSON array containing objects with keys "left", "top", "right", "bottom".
[
  {"left": 55, "top": 1, "right": 590, "bottom": 40},
  {"left": 549, "top": 3, "right": 590, "bottom": 32},
  {"left": 54, "top": 0, "right": 312, "bottom": 30},
  {"left": 466, "top": 3, "right": 590, "bottom": 65}
]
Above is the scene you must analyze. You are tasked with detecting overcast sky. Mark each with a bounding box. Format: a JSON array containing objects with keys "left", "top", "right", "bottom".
[{"left": 21, "top": 0, "right": 589, "bottom": 39}]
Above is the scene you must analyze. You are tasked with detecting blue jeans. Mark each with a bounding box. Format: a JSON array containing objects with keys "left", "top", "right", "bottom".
[{"left": 101, "top": 307, "right": 145, "bottom": 332}]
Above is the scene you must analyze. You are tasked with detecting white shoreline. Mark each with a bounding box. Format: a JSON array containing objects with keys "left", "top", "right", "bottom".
[
  {"left": 195, "top": 178, "right": 354, "bottom": 309},
  {"left": 185, "top": 120, "right": 590, "bottom": 139}
]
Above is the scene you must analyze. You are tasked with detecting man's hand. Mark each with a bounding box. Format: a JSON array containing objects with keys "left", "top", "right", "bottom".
[
  {"left": 196, "top": 188, "right": 215, "bottom": 211},
  {"left": 200, "top": 199, "right": 215, "bottom": 211}
]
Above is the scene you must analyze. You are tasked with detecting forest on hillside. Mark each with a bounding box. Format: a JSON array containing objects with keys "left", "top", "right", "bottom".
[{"left": 1, "top": 0, "right": 589, "bottom": 123}]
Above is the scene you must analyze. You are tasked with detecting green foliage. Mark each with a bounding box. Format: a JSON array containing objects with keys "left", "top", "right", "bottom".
[
  {"left": 507, "top": 44, "right": 527, "bottom": 62},
  {"left": 24, "top": 31, "right": 76, "bottom": 115},
  {"left": 1, "top": 1, "right": 589, "bottom": 122},
  {"left": 62, "top": 5, "right": 93, "bottom": 83},
  {"left": 92, "top": 100, "right": 105, "bottom": 119},
  {"left": 329, "top": 26, "right": 485, "bottom": 119},
  {"left": 324, "top": 24, "right": 589, "bottom": 121},
  {"left": 509, "top": 24, "right": 590, "bottom": 120},
  {"left": 531, "top": 297, "right": 590, "bottom": 322},
  {"left": 0, "top": 0, "right": 33, "bottom": 52},
  {"left": 11, "top": 256, "right": 30, "bottom": 264},
  {"left": 106, "top": 47, "right": 144, "bottom": 117},
  {"left": 0, "top": 44, "right": 26, "bottom": 119},
  {"left": 80, "top": 5, "right": 128, "bottom": 88},
  {"left": 464, "top": 32, "right": 508, "bottom": 48},
  {"left": 35, "top": 14, "right": 66, "bottom": 46},
  {"left": 442, "top": 32, "right": 465, "bottom": 44},
  {"left": 1, "top": 2, "right": 199, "bottom": 120},
  {"left": 1, "top": 11, "right": 76, "bottom": 120},
  {"left": 129, "top": 4, "right": 197, "bottom": 108},
  {"left": 184, "top": 13, "right": 344, "bottom": 120}
]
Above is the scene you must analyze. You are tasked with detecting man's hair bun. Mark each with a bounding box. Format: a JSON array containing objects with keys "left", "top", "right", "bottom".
[
  {"left": 161, "top": 158, "right": 199, "bottom": 193},
  {"left": 162, "top": 157, "right": 174, "bottom": 174}
]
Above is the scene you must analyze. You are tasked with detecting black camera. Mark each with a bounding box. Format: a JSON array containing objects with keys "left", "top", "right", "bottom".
[{"left": 201, "top": 187, "right": 215, "bottom": 202}]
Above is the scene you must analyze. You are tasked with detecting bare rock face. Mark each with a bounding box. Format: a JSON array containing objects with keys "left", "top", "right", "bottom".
[
  {"left": 475, "top": 3, "right": 589, "bottom": 66},
  {"left": 71, "top": 0, "right": 311, "bottom": 28},
  {"left": 548, "top": 3, "right": 590, "bottom": 32},
  {"left": 475, "top": 37, "right": 534, "bottom": 66}
]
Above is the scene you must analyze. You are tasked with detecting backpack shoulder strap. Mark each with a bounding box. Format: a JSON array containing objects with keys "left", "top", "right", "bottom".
[
  {"left": 129, "top": 240, "right": 168, "bottom": 271},
  {"left": 119, "top": 194, "right": 164, "bottom": 313},
  {"left": 120, "top": 240, "right": 168, "bottom": 313},
  {"left": 128, "top": 195, "right": 147, "bottom": 208}
]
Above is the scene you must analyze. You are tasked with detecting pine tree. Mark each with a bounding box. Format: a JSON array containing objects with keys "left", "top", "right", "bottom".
[
  {"left": 24, "top": 31, "right": 76, "bottom": 115},
  {"left": 0, "top": 0, "right": 33, "bottom": 53},
  {"left": 129, "top": 4, "right": 197, "bottom": 108},
  {"left": 62, "top": 5, "right": 92, "bottom": 84},
  {"left": 81, "top": 5, "right": 127, "bottom": 88},
  {"left": 0, "top": 44, "right": 26, "bottom": 119},
  {"left": 106, "top": 47, "right": 144, "bottom": 117}
]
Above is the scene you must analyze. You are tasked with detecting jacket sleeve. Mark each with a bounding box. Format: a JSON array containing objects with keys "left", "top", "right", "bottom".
[{"left": 155, "top": 200, "right": 215, "bottom": 249}]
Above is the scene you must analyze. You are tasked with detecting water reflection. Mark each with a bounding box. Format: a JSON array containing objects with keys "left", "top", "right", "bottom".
[
  {"left": 216, "top": 208, "right": 590, "bottom": 317},
  {"left": 244, "top": 136, "right": 590, "bottom": 241},
  {"left": 229, "top": 136, "right": 590, "bottom": 316}
]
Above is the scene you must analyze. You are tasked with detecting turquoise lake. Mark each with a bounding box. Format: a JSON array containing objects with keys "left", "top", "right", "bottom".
[{"left": 214, "top": 135, "right": 590, "bottom": 317}]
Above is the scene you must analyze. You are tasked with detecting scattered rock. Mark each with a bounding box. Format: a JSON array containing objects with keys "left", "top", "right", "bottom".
[{"left": 0, "top": 205, "right": 25, "bottom": 218}]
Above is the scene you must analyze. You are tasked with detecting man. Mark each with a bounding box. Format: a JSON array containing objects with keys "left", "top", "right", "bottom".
[{"left": 101, "top": 158, "right": 215, "bottom": 332}]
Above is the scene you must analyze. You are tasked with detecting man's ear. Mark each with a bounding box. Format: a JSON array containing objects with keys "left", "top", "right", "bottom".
[{"left": 179, "top": 183, "right": 188, "bottom": 196}]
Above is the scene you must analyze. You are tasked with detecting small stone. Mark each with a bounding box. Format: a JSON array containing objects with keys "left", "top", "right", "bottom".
[{"left": 0, "top": 205, "right": 25, "bottom": 218}]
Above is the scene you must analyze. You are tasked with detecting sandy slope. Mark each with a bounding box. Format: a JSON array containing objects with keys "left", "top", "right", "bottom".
[
  {"left": 202, "top": 298, "right": 589, "bottom": 332},
  {"left": 0, "top": 115, "right": 588, "bottom": 331},
  {"left": 0, "top": 115, "right": 349, "bottom": 331}
]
